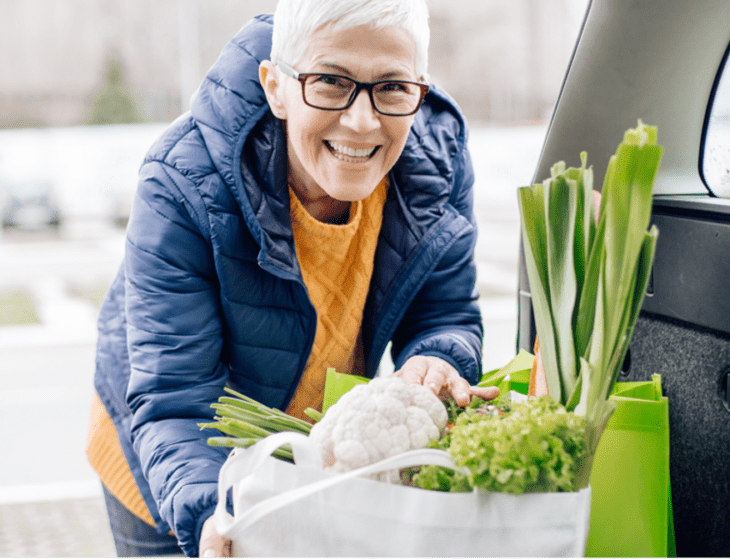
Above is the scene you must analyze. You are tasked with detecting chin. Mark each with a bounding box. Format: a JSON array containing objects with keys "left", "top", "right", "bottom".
[
  {"left": 324, "top": 166, "right": 386, "bottom": 202},
  {"left": 326, "top": 179, "right": 381, "bottom": 202}
]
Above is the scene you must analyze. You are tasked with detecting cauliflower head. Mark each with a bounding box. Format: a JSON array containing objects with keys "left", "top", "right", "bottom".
[{"left": 308, "top": 376, "right": 448, "bottom": 473}]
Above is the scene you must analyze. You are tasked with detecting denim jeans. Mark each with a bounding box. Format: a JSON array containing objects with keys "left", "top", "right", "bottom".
[{"left": 101, "top": 484, "right": 184, "bottom": 557}]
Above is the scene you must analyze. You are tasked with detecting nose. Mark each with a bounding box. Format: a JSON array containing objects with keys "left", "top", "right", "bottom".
[{"left": 340, "top": 89, "right": 381, "bottom": 133}]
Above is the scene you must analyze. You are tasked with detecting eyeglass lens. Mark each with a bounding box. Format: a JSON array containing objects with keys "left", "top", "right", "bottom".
[{"left": 303, "top": 75, "right": 423, "bottom": 115}]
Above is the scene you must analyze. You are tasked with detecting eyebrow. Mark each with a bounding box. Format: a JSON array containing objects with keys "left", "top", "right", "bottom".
[{"left": 314, "top": 62, "right": 412, "bottom": 81}]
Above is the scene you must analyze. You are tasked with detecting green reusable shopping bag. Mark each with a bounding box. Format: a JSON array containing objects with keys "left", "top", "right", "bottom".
[{"left": 585, "top": 374, "right": 675, "bottom": 557}]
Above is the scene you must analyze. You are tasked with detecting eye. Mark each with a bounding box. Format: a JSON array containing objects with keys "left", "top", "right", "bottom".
[
  {"left": 379, "top": 81, "right": 410, "bottom": 93},
  {"left": 311, "top": 74, "right": 351, "bottom": 88}
]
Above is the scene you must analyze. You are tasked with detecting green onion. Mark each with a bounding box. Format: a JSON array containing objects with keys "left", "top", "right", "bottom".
[
  {"left": 199, "top": 387, "right": 314, "bottom": 460},
  {"left": 304, "top": 407, "right": 324, "bottom": 423},
  {"left": 518, "top": 120, "right": 662, "bottom": 488}
]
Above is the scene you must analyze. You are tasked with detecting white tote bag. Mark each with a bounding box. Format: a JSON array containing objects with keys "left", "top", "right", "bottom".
[{"left": 214, "top": 432, "right": 591, "bottom": 557}]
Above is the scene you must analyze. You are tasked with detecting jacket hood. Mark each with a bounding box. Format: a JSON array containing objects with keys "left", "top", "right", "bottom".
[
  {"left": 191, "top": 14, "right": 273, "bottom": 177},
  {"left": 191, "top": 14, "right": 300, "bottom": 275},
  {"left": 191, "top": 15, "right": 273, "bottom": 187}
]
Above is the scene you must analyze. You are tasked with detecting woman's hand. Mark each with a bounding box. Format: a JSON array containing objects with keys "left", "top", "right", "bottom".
[
  {"left": 393, "top": 355, "right": 499, "bottom": 407},
  {"left": 199, "top": 516, "right": 233, "bottom": 557}
]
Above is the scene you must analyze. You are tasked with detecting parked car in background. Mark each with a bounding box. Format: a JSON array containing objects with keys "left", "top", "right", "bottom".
[
  {"left": 1, "top": 179, "right": 61, "bottom": 231},
  {"left": 517, "top": 0, "right": 730, "bottom": 556}
]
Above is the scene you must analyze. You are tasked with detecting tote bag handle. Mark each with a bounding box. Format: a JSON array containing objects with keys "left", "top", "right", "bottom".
[{"left": 214, "top": 431, "right": 466, "bottom": 540}]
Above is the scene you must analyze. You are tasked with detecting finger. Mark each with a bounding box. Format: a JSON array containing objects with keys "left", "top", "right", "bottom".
[
  {"left": 470, "top": 385, "right": 500, "bottom": 402},
  {"left": 394, "top": 356, "right": 429, "bottom": 385},
  {"left": 449, "top": 371, "right": 472, "bottom": 408},
  {"left": 422, "top": 360, "right": 450, "bottom": 398},
  {"left": 200, "top": 537, "right": 232, "bottom": 558}
]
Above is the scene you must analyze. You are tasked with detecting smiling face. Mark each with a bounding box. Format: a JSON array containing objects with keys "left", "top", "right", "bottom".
[{"left": 260, "top": 24, "right": 420, "bottom": 218}]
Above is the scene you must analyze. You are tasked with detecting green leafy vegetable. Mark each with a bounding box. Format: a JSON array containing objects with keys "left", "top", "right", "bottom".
[{"left": 413, "top": 397, "right": 586, "bottom": 494}]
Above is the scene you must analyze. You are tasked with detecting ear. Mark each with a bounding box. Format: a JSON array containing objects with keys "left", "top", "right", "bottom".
[{"left": 259, "top": 60, "right": 287, "bottom": 120}]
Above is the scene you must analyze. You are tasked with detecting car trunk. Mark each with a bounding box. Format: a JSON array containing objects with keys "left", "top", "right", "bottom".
[{"left": 516, "top": 0, "right": 730, "bottom": 555}]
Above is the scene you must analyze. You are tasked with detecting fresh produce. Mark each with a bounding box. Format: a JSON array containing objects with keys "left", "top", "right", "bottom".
[
  {"left": 517, "top": 121, "right": 663, "bottom": 487},
  {"left": 203, "top": 356, "right": 585, "bottom": 496},
  {"left": 309, "top": 376, "right": 448, "bottom": 473},
  {"left": 201, "top": 376, "right": 448, "bottom": 470},
  {"left": 199, "top": 387, "right": 320, "bottom": 461},
  {"left": 412, "top": 395, "right": 586, "bottom": 494}
]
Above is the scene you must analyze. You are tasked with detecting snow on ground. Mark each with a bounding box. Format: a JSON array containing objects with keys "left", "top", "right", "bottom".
[{"left": 0, "top": 123, "right": 168, "bottom": 219}]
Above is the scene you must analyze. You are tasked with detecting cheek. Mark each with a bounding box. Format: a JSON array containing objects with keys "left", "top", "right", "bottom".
[
  {"left": 383, "top": 122, "right": 413, "bottom": 162},
  {"left": 288, "top": 113, "right": 330, "bottom": 155},
  {"left": 286, "top": 123, "right": 315, "bottom": 167}
]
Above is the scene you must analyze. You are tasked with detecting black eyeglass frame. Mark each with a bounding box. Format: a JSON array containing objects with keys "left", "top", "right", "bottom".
[{"left": 276, "top": 60, "right": 430, "bottom": 117}]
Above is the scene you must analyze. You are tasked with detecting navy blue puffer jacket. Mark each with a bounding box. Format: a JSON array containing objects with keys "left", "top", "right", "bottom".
[{"left": 94, "top": 14, "right": 482, "bottom": 556}]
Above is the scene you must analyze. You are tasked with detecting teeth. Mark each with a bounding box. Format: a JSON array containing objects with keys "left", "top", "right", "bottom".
[{"left": 327, "top": 141, "right": 377, "bottom": 158}]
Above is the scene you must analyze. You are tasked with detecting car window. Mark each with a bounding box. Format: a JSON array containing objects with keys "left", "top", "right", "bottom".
[{"left": 702, "top": 47, "right": 730, "bottom": 197}]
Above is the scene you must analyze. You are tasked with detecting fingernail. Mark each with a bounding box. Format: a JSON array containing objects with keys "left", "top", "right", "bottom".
[{"left": 203, "top": 549, "right": 216, "bottom": 558}]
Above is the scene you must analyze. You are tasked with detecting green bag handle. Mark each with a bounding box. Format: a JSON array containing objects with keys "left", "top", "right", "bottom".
[
  {"left": 478, "top": 349, "right": 535, "bottom": 395},
  {"left": 322, "top": 350, "right": 537, "bottom": 413},
  {"left": 607, "top": 374, "right": 668, "bottom": 432},
  {"left": 322, "top": 367, "right": 369, "bottom": 413}
]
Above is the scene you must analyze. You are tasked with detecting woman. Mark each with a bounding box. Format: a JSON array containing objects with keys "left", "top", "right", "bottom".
[{"left": 86, "top": 0, "right": 498, "bottom": 556}]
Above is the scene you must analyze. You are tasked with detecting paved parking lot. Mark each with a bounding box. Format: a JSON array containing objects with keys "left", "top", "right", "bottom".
[{"left": 0, "top": 496, "right": 116, "bottom": 557}]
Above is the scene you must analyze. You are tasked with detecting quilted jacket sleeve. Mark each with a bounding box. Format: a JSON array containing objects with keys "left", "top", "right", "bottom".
[
  {"left": 391, "top": 132, "right": 484, "bottom": 384},
  {"left": 124, "top": 156, "right": 230, "bottom": 557}
]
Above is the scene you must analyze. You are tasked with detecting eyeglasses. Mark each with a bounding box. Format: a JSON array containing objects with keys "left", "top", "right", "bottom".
[{"left": 276, "top": 60, "right": 429, "bottom": 117}]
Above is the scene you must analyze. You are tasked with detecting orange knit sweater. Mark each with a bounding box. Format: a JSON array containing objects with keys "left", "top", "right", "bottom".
[
  {"left": 86, "top": 393, "right": 157, "bottom": 525},
  {"left": 285, "top": 177, "right": 387, "bottom": 419},
  {"left": 86, "top": 177, "right": 388, "bottom": 522}
]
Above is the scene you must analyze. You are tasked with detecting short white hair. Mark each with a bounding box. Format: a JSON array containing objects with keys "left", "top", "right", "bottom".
[{"left": 270, "top": 0, "right": 430, "bottom": 79}]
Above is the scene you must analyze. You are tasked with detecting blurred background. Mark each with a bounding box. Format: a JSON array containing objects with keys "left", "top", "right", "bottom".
[{"left": 0, "top": 0, "right": 589, "bottom": 556}]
